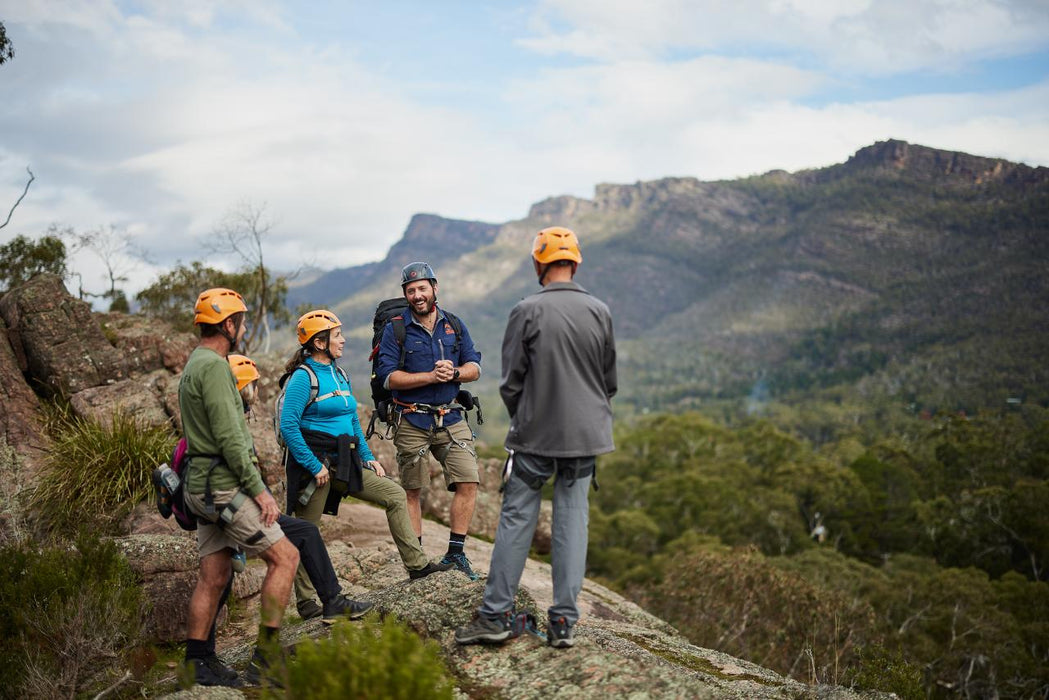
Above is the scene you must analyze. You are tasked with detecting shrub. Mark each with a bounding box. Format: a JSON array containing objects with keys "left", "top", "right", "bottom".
[
  {"left": 0, "top": 437, "right": 31, "bottom": 545},
  {"left": 0, "top": 532, "right": 145, "bottom": 697},
  {"left": 265, "top": 615, "right": 455, "bottom": 699},
  {"left": 847, "top": 644, "right": 924, "bottom": 700},
  {"left": 30, "top": 404, "right": 174, "bottom": 535}
]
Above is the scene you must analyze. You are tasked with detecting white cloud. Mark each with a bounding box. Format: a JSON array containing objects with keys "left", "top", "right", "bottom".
[{"left": 525, "top": 0, "right": 1049, "bottom": 74}]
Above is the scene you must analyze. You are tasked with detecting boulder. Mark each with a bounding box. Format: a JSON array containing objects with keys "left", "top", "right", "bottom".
[
  {"left": 113, "top": 534, "right": 263, "bottom": 644},
  {"left": 69, "top": 373, "right": 173, "bottom": 429},
  {"left": 0, "top": 314, "right": 47, "bottom": 478},
  {"left": 96, "top": 312, "right": 198, "bottom": 375},
  {"left": 0, "top": 274, "right": 127, "bottom": 396}
]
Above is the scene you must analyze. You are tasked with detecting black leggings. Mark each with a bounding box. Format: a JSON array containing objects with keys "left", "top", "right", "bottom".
[{"left": 206, "top": 513, "right": 342, "bottom": 650}]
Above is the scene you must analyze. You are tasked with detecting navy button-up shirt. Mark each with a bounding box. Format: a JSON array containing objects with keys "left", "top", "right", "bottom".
[{"left": 375, "top": 306, "right": 482, "bottom": 429}]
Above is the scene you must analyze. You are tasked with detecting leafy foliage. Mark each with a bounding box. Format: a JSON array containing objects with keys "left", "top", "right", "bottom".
[
  {"left": 0, "top": 533, "right": 144, "bottom": 697},
  {"left": 29, "top": 403, "right": 174, "bottom": 536},
  {"left": 265, "top": 616, "right": 454, "bottom": 699},
  {"left": 0, "top": 234, "right": 66, "bottom": 291},
  {"left": 135, "top": 260, "right": 290, "bottom": 347},
  {"left": 0, "top": 20, "right": 13, "bottom": 65},
  {"left": 592, "top": 407, "right": 1049, "bottom": 697}
]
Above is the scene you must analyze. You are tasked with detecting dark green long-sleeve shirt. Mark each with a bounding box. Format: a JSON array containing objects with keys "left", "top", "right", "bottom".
[{"left": 178, "top": 347, "right": 266, "bottom": 497}]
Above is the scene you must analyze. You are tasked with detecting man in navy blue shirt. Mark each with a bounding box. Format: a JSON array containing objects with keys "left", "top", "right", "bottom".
[{"left": 375, "top": 262, "right": 483, "bottom": 579}]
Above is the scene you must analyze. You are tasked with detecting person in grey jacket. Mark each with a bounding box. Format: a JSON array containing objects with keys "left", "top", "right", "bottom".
[{"left": 455, "top": 226, "right": 616, "bottom": 649}]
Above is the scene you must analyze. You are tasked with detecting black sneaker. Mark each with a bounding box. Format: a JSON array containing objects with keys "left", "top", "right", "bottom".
[
  {"left": 408, "top": 560, "right": 454, "bottom": 580},
  {"left": 322, "top": 595, "right": 373, "bottom": 624},
  {"left": 454, "top": 612, "right": 513, "bottom": 645},
  {"left": 202, "top": 653, "right": 239, "bottom": 684},
  {"left": 547, "top": 616, "right": 575, "bottom": 648},
  {"left": 296, "top": 598, "right": 323, "bottom": 620},
  {"left": 243, "top": 648, "right": 282, "bottom": 688},
  {"left": 187, "top": 656, "right": 241, "bottom": 687},
  {"left": 440, "top": 551, "right": 479, "bottom": 581}
]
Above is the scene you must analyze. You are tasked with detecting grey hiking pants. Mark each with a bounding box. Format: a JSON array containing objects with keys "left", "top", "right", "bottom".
[{"left": 479, "top": 452, "right": 593, "bottom": 625}]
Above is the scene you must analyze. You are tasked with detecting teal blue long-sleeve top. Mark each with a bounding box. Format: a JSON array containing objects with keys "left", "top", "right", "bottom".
[{"left": 279, "top": 356, "right": 375, "bottom": 475}]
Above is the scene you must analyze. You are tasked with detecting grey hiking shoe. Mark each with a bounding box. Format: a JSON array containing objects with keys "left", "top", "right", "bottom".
[
  {"left": 322, "top": 595, "right": 373, "bottom": 624},
  {"left": 440, "top": 551, "right": 479, "bottom": 581},
  {"left": 547, "top": 616, "right": 575, "bottom": 648},
  {"left": 296, "top": 598, "right": 322, "bottom": 621},
  {"left": 455, "top": 612, "right": 513, "bottom": 645},
  {"left": 408, "top": 559, "right": 454, "bottom": 580}
]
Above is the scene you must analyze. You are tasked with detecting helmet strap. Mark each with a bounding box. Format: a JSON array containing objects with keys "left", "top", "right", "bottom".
[{"left": 219, "top": 316, "right": 241, "bottom": 354}]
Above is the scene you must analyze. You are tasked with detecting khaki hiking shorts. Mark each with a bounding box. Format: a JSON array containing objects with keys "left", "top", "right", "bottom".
[
  {"left": 393, "top": 420, "right": 479, "bottom": 491},
  {"left": 185, "top": 488, "right": 285, "bottom": 559}
]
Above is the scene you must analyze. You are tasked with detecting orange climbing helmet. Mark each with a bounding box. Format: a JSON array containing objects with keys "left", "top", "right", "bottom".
[
  {"left": 227, "top": 354, "right": 260, "bottom": 392},
  {"left": 532, "top": 227, "right": 582, "bottom": 265},
  {"left": 193, "top": 288, "right": 247, "bottom": 325},
  {"left": 296, "top": 309, "right": 341, "bottom": 346}
]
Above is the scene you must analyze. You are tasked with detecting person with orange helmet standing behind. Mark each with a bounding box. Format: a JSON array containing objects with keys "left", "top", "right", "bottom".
[
  {"left": 456, "top": 227, "right": 617, "bottom": 649},
  {"left": 179, "top": 288, "right": 301, "bottom": 686}
]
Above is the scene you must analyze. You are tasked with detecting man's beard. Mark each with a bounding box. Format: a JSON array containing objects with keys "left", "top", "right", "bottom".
[{"left": 411, "top": 295, "right": 437, "bottom": 317}]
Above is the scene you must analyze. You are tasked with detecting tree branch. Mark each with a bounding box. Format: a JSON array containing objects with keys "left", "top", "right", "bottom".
[{"left": 0, "top": 166, "right": 35, "bottom": 230}]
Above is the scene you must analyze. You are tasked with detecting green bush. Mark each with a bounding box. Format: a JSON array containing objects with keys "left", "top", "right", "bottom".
[
  {"left": 30, "top": 404, "right": 174, "bottom": 535},
  {"left": 847, "top": 644, "right": 924, "bottom": 700},
  {"left": 266, "top": 616, "right": 454, "bottom": 699},
  {"left": 0, "top": 533, "right": 145, "bottom": 697}
]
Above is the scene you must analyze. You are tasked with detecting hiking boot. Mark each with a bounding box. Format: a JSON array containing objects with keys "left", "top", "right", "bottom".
[
  {"left": 408, "top": 559, "right": 454, "bottom": 580},
  {"left": 440, "top": 551, "right": 479, "bottom": 581},
  {"left": 322, "top": 595, "right": 373, "bottom": 624},
  {"left": 201, "top": 653, "right": 239, "bottom": 684},
  {"left": 547, "top": 616, "right": 575, "bottom": 648},
  {"left": 454, "top": 612, "right": 513, "bottom": 645},
  {"left": 243, "top": 648, "right": 282, "bottom": 688},
  {"left": 188, "top": 656, "right": 241, "bottom": 687},
  {"left": 296, "top": 598, "right": 323, "bottom": 621}
]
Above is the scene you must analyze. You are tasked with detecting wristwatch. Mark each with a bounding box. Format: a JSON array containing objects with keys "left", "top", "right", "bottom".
[{"left": 452, "top": 368, "right": 460, "bottom": 381}]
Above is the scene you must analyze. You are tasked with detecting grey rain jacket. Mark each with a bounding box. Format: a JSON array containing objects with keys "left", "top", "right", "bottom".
[{"left": 500, "top": 281, "right": 617, "bottom": 457}]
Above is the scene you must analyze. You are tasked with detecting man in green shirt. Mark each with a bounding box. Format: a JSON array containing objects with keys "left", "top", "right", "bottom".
[{"left": 178, "top": 288, "right": 299, "bottom": 686}]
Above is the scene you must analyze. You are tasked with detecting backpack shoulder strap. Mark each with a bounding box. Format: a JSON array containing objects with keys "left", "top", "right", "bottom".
[
  {"left": 443, "top": 310, "right": 463, "bottom": 355},
  {"left": 392, "top": 316, "right": 408, "bottom": 370}
]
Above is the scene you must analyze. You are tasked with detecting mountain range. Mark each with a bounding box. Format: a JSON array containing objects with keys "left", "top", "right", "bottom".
[{"left": 286, "top": 139, "right": 1049, "bottom": 438}]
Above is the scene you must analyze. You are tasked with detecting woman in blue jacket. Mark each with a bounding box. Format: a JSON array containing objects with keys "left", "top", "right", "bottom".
[{"left": 281, "top": 310, "right": 449, "bottom": 620}]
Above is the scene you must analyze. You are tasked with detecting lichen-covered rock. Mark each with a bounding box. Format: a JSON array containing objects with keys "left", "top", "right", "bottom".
[
  {"left": 113, "top": 534, "right": 263, "bottom": 644},
  {"left": 0, "top": 274, "right": 127, "bottom": 396},
  {"left": 96, "top": 312, "right": 197, "bottom": 376},
  {"left": 0, "top": 313, "right": 47, "bottom": 482},
  {"left": 69, "top": 374, "right": 173, "bottom": 429}
]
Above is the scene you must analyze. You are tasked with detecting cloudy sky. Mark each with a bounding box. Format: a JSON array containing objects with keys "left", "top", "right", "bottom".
[{"left": 2, "top": 0, "right": 1048, "bottom": 299}]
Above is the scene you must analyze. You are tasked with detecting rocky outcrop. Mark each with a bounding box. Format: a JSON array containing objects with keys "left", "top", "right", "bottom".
[
  {"left": 114, "top": 533, "right": 263, "bottom": 644},
  {"left": 0, "top": 274, "right": 128, "bottom": 396},
  {"left": 839, "top": 139, "right": 1049, "bottom": 185},
  {"left": 70, "top": 372, "right": 173, "bottom": 429},
  {"left": 96, "top": 312, "right": 197, "bottom": 375},
  {"left": 150, "top": 505, "right": 886, "bottom": 699},
  {"left": 0, "top": 314, "right": 46, "bottom": 475}
]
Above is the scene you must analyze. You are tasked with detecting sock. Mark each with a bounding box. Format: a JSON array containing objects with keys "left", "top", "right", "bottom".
[
  {"left": 447, "top": 532, "right": 466, "bottom": 556},
  {"left": 258, "top": 625, "right": 279, "bottom": 644},
  {"left": 418, "top": 536, "right": 423, "bottom": 546},
  {"left": 185, "top": 638, "right": 209, "bottom": 660}
]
